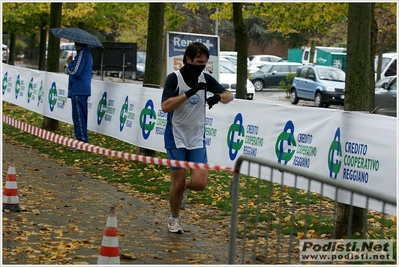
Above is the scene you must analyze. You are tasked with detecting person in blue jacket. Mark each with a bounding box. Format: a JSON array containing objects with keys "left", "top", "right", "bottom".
[{"left": 67, "top": 42, "right": 93, "bottom": 150}]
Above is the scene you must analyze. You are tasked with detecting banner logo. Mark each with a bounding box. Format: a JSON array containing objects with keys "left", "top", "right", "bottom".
[
  {"left": 37, "top": 80, "right": 43, "bottom": 107},
  {"left": 48, "top": 82, "right": 57, "bottom": 112},
  {"left": 328, "top": 128, "right": 342, "bottom": 179},
  {"left": 2, "top": 72, "right": 7, "bottom": 95},
  {"left": 119, "top": 96, "right": 129, "bottom": 132},
  {"left": 227, "top": 113, "right": 245, "bottom": 161},
  {"left": 97, "top": 92, "right": 107, "bottom": 125},
  {"left": 139, "top": 99, "right": 156, "bottom": 140},
  {"left": 275, "top": 120, "right": 296, "bottom": 165},
  {"left": 15, "top": 74, "right": 21, "bottom": 99},
  {"left": 27, "top": 77, "right": 34, "bottom": 103}
]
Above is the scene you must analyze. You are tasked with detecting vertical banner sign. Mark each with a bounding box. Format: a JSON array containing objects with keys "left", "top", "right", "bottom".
[{"left": 166, "top": 31, "right": 220, "bottom": 81}]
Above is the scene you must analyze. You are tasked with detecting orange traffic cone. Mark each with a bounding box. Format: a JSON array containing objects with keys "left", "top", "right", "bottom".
[
  {"left": 97, "top": 206, "right": 120, "bottom": 264},
  {"left": 3, "top": 159, "right": 21, "bottom": 212}
]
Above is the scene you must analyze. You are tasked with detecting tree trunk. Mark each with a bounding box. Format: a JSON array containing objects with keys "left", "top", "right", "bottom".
[
  {"left": 336, "top": 203, "right": 366, "bottom": 239},
  {"left": 47, "top": 3, "right": 61, "bottom": 73},
  {"left": 370, "top": 3, "right": 378, "bottom": 108},
  {"left": 336, "top": 3, "right": 375, "bottom": 239},
  {"left": 309, "top": 39, "right": 316, "bottom": 64},
  {"left": 142, "top": 3, "right": 164, "bottom": 89},
  {"left": 42, "top": 3, "right": 62, "bottom": 131},
  {"left": 344, "top": 3, "right": 373, "bottom": 112},
  {"left": 233, "top": 3, "right": 248, "bottom": 100},
  {"left": 8, "top": 33, "right": 16, "bottom": 65},
  {"left": 38, "top": 21, "right": 47, "bottom": 71},
  {"left": 136, "top": 3, "right": 165, "bottom": 157}
]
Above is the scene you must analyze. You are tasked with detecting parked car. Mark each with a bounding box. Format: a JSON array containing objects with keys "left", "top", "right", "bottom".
[
  {"left": 374, "top": 76, "right": 397, "bottom": 117},
  {"left": 2, "top": 44, "right": 9, "bottom": 63},
  {"left": 60, "top": 42, "right": 75, "bottom": 51},
  {"left": 221, "top": 55, "right": 260, "bottom": 74},
  {"left": 375, "top": 76, "right": 395, "bottom": 88},
  {"left": 220, "top": 51, "right": 237, "bottom": 57},
  {"left": 59, "top": 50, "right": 76, "bottom": 73},
  {"left": 131, "top": 51, "right": 146, "bottom": 80},
  {"left": 221, "top": 55, "right": 238, "bottom": 67},
  {"left": 218, "top": 58, "right": 255, "bottom": 100},
  {"left": 248, "top": 54, "right": 284, "bottom": 67},
  {"left": 250, "top": 62, "right": 302, "bottom": 91},
  {"left": 290, "top": 64, "right": 345, "bottom": 107}
]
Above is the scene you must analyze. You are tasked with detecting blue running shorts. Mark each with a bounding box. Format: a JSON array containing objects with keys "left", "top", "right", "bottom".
[{"left": 166, "top": 147, "right": 208, "bottom": 170}]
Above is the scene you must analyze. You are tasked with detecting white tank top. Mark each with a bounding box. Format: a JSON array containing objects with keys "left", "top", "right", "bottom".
[{"left": 171, "top": 71, "right": 207, "bottom": 149}]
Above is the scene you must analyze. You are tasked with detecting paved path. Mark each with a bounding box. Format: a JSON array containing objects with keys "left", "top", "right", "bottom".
[{"left": 2, "top": 139, "right": 231, "bottom": 265}]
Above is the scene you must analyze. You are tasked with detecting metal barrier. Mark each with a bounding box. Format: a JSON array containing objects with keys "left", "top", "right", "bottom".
[{"left": 228, "top": 155, "right": 396, "bottom": 264}]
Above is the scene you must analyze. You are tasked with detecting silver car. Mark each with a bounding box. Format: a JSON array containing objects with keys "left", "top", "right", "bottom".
[
  {"left": 248, "top": 54, "right": 284, "bottom": 68},
  {"left": 374, "top": 76, "right": 397, "bottom": 117},
  {"left": 59, "top": 50, "right": 76, "bottom": 74}
]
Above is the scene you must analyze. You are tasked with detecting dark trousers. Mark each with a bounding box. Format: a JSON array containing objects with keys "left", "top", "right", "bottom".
[{"left": 71, "top": 95, "right": 89, "bottom": 143}]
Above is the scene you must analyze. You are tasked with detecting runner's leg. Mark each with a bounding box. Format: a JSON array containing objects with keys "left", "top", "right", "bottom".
[
  {"left": 185, "top": 147, "right": 208, "bottom": 191},
  {"left": 169, "top": 168, "right": 186, "bottom": 215}
]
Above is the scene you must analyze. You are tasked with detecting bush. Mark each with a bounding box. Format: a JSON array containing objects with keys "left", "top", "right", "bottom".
[{"left": 278, "top": 72, "right": 296, "bottom": 96}]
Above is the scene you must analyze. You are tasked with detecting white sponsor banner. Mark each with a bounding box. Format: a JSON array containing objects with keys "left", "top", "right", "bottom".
[
  {"left": 88, "top": 81, "right": 142, "bottom": 146},
  {"left": 43, "top": 72, "right": 72, "bottom": 123},
  {"left": 2, "top": 65, "right": 46, "bottom": 114},
  {"left": 134, "top": 87, "right": 166, "bottom": 151},
  {"left": 2, "top": 64, "right": 397, "bottom": 214}
]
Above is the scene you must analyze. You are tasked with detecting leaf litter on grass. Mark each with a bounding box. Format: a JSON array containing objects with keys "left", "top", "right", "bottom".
[{"left": 2, "top": 102, "right": 397, "bottom": 264}]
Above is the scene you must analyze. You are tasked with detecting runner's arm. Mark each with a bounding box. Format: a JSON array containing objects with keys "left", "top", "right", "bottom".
[
  {"left": 204, "top": 73, "right": 233, "bottom": 104},
  {"left": 161, "top": 73, "right": 187, "bottom": 113}
]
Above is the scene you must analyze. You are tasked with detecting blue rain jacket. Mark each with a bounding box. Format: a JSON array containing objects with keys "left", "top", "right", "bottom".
[{"left": 67, "top": 46, "right": 93, "bottom": 97}]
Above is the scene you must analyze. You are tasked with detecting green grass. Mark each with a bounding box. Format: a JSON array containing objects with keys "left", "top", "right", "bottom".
[{"left": 2, "top": 102, "right": 236, "bottom": 211}]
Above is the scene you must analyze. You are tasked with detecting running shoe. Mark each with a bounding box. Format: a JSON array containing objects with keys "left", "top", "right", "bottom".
[
  {"left": 180, "top": 189, "right": 187, "bottom": 210},
  {"left": 168, "top": 216, "right": 183, "bottom": 233}
]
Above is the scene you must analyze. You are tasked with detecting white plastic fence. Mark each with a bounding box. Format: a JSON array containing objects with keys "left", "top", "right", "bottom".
[{"left": 228, "top": 155, "right": 396, "bottom": 264}]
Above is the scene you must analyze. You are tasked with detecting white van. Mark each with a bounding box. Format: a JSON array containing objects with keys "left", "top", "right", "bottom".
[
  {"left": 375, "top": 52, "right": 396, "bottom": 81},
  {"left": 302, "top": 46, "right": 345, "bottom": 64}
]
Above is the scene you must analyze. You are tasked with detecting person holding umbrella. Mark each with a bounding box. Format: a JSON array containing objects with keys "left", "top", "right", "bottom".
[
  {"left": 66, "top": 42, "right": 93, "bottom": 150},
  {"left": 50, "top": 27, "right": 103, "bottom": 150}
]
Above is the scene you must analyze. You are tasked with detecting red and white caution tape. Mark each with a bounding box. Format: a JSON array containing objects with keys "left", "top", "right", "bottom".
[{"left": 2, "top": 114, "right": 233, "bottom": 171}]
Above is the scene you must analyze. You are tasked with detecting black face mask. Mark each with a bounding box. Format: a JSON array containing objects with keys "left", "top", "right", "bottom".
[{"left": 181, "top": 63, "right": 206, "bottom": 80}]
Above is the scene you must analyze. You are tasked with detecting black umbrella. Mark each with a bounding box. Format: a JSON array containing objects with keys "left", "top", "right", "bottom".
[{"left": 50, "top": 27, "right": 104, "bottom": 49}]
